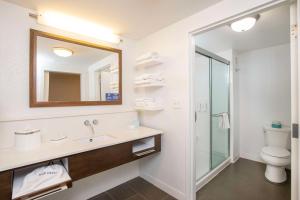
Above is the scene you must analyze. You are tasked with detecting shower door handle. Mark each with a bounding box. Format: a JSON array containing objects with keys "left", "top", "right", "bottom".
[
  {"left": 195, "top": 112, "right": 197, "bottom": 122},
  {"left": 211, "top": 112, "right": 228, "bottom": 117}
]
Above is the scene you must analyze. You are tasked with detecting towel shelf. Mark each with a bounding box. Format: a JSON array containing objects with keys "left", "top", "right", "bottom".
[
  {"left": 135, "top": 58, "right": 162, "bottom": 68},
  {"left": 134, "top": 83, "right": 165, "bottom": 88},
  {"left": 132, "top": 137, "right": 155, "bottom": 153},
  {"left": 132, "top": 137, "right": 157, "bottom": 157},
  {"left": 211, "top": 112, "right": 229, "bottom": 117},
  {"left": 133, "top": 149, "right": 156, "bottom": 157},
  {"left": 135, "top": 106, "right": 164, "bottom": 111}
]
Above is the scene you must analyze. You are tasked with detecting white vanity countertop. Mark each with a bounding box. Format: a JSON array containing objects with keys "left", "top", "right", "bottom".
[{"left": 0, "top": 126, "right": 162, "bottom": 172}]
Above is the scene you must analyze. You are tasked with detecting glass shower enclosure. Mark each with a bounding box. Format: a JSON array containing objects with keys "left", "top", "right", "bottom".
[{"left": 194, "top": 47, "right": 230, "bottom": 182}]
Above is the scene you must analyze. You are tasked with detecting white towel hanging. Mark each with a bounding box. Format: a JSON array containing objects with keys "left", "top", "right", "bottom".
[{"left": 218, "top": 112, "right": 230, "bottom": 129}]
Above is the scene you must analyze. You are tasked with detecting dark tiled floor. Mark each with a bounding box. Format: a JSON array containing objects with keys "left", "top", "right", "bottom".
[
  {"left": 197, "top": 158, "right": 291, "bottom": 200},
  {"left": 89, "top": 177, "right": 177, "bottom": 200}
]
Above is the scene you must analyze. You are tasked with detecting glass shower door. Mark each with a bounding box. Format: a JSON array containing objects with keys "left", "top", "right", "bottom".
[
  {"left": 210, "top": 59, "right": 230, "bottom": 169},
  {"left": 194, "top": 47, "right": 230, "bottom": 183},
  {"left": 194, "top": 53, "right": 211, "bottom": 181}
]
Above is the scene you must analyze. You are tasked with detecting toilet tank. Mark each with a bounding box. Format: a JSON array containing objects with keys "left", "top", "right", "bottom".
[{"left": 263, "top": 125, "right": 291, "bottom": 148}]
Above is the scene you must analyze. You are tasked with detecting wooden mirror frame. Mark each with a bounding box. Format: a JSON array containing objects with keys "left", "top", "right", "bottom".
[{"left": 29, "top": 29, "right": 122, "bottom": 107}]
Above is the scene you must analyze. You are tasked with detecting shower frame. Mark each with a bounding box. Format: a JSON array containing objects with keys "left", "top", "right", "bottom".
[{"left": 194, "top": 46, "right": 231, "bottom": 190}]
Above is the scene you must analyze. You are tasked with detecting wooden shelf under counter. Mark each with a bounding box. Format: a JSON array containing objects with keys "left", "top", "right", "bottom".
[{"left": 69, "top": 135, "right": 161, "bottom": 181}]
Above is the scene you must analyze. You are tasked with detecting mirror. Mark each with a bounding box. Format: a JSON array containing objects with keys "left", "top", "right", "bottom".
[{"left": 30, "top": 29, "right": 122, "bottom": 107}]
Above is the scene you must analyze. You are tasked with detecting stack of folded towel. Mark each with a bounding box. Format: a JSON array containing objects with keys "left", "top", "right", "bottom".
[
  {"left": 110, "top": 72, "right": 119, "bottom": 93},
  {"left": 135, "top": 98, "right": 162, "bottom": 108},
  {"left": 136, "top": 52, "right": 159, "bottom": 63},
  {"left": 110, "top": 65, "right": 118, "bottom": 73},
  {"left": 134, "top": 73, "right": 164, "bottom": 85},
  {"left": 110, "top": 82, "right": 119, "bottom": 93}
]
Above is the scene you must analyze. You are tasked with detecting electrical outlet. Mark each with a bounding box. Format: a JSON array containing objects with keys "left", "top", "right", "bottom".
[{"left": 172, "top": 99, "right": 181, "bottom": 109}]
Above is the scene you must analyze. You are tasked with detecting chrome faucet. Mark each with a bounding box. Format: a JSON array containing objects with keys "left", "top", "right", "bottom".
[{"left": 84, "top": 120, "right": 98, "bottom": 139}]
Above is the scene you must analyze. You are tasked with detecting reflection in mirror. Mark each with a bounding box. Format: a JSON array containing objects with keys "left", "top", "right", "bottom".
[{"left": 34, "top": 31, "right": 121, "bottom": 106}]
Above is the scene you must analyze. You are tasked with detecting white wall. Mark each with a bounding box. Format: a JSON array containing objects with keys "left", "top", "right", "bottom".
[
  {"left": 135, "top": 0, "right": 283, "bottom": 199},
  {"left": 238, "top": 43, "right": 291, "bottom": 162},
  {"left": 217, "top": 50, "right": 239, "bottom": 162}
]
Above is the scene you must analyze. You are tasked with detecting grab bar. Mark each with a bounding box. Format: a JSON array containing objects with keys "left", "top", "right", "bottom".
[
  {"left": 134, "top": 149, "right": 156, "bottom": 157},
  {"left": 211, "top": 112, "right": 228, "bottom": 117}
]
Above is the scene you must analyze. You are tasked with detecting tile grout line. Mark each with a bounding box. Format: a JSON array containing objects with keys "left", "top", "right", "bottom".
[
  {"left": 127, "top": 179, "right": 169, "bottom": 200},
  {"left": 161, "top": 195, "right": 176, "bottom": 200},
  {"left": 105, "top": 191, "right": 117, "bottom": 200},
  {"left": 127, "top": 182, "right": 148, "bottom": 200},
  {"left": 89, "top": 177, "right": 173, "bottom": 200}
]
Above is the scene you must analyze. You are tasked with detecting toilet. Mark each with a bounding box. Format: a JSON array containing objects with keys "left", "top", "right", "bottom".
[{"left": 260, "top": 125, "right": 291, "bottom": 183}]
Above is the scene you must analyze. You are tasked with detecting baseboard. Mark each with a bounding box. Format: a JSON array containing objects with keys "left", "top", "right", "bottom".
[
  {"left": 240, "top": 153, "right": 291, "bottom": 169},
  {"left": 231, "top": 156, "right": 240, "bottom": 163},
  {"left": 239, "top": 152, "right": 264, "bottom": 163},
  {"left": 140, "top": 173, "right": 186, "bottom": 200},
  {"left": 196, "top": 158, "right": 231, "bottom": 191}
]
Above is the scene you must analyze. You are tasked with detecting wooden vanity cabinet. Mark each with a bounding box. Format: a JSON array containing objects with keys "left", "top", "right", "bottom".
[
  {"left": 0, "top": 134, "right": 161, "bottom": 200},
  {"left": 0, "top": 171, "right": 12, "bottom": 200},
  {"left": 69, "top": 141, "right": 133, "bottom": 181},
  {"left": 69, "top": 134, "right": 161, "bottom": 181}
]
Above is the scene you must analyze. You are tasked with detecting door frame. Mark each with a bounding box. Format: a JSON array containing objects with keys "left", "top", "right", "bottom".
[
  {"left": 188, "top": 0, "right": 297, "bottom": 199},
  {"left": 290, "top": 1, "right": 299, "bottom": 200}
]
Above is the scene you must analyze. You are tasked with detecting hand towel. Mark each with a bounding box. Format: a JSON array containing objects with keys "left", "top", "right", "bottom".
[{"left": 219, "top": 113, "right": 230, "bottom": 129}]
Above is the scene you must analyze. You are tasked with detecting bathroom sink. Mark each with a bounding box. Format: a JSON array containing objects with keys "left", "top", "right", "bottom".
[{"left": 75, "top": 135, "right": 115, "bottom": 145}]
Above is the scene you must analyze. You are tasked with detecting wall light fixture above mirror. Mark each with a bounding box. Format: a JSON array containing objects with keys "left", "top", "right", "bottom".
[
  {"left": 36, "top": 11, "right": 121, "bottom": 44},
  {"left": 30, "top": 29, "right": 122, "bottom": 107}
]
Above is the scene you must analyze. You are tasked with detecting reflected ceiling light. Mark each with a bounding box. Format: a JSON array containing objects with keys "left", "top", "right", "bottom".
[
  {"left": 37, "top": 11, "right": 121, "bottom": 44},
  {"left": 53, "top": 47, "right": 73, "bottom": 57},
  {"left": 230, "top": 15, "right": 259, "bottom": 32}
]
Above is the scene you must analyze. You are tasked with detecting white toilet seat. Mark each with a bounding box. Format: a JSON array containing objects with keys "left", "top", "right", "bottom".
[
  {"left": 261, "top": 151, "right": 290, "bottom": 167},
  {"left": 262, "top": 146, "right": 290, "bottom": 158},
  {"left": 260, "top": 146, "right": 290, "bottom": 183}
]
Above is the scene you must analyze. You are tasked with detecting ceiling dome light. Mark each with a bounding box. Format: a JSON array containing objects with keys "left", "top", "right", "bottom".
[
  {"left": 230, "top": 15, "right": 259, "bottom": 32},
  {"left": 53, "top": 47, "right": 73, "bottom": 57}
]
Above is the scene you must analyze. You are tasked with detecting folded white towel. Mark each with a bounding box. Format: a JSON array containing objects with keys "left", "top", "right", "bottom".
[
  {"left": 109, "top": 65, "right": 118, "bottom": 71},
  {"left": 135, "top": 102, "right": 145, "bottom": 107},
  {"left": 135, "top": 98, "right": 154, "bottom": 102},
  {"left": 218, "top": 113, "right": 230, "bottom": 129},
  {"left": 134, "top": 80, "right": 164, "bottom": 85},
  {"left": 135, "top": 97, "right": 162, "bottom": 109},
  {"left": 134, "top": 73, "right": 163, "bottom": 82},
  {"left": 136, "top": 52, "right": 159, "bottom": 62}
]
